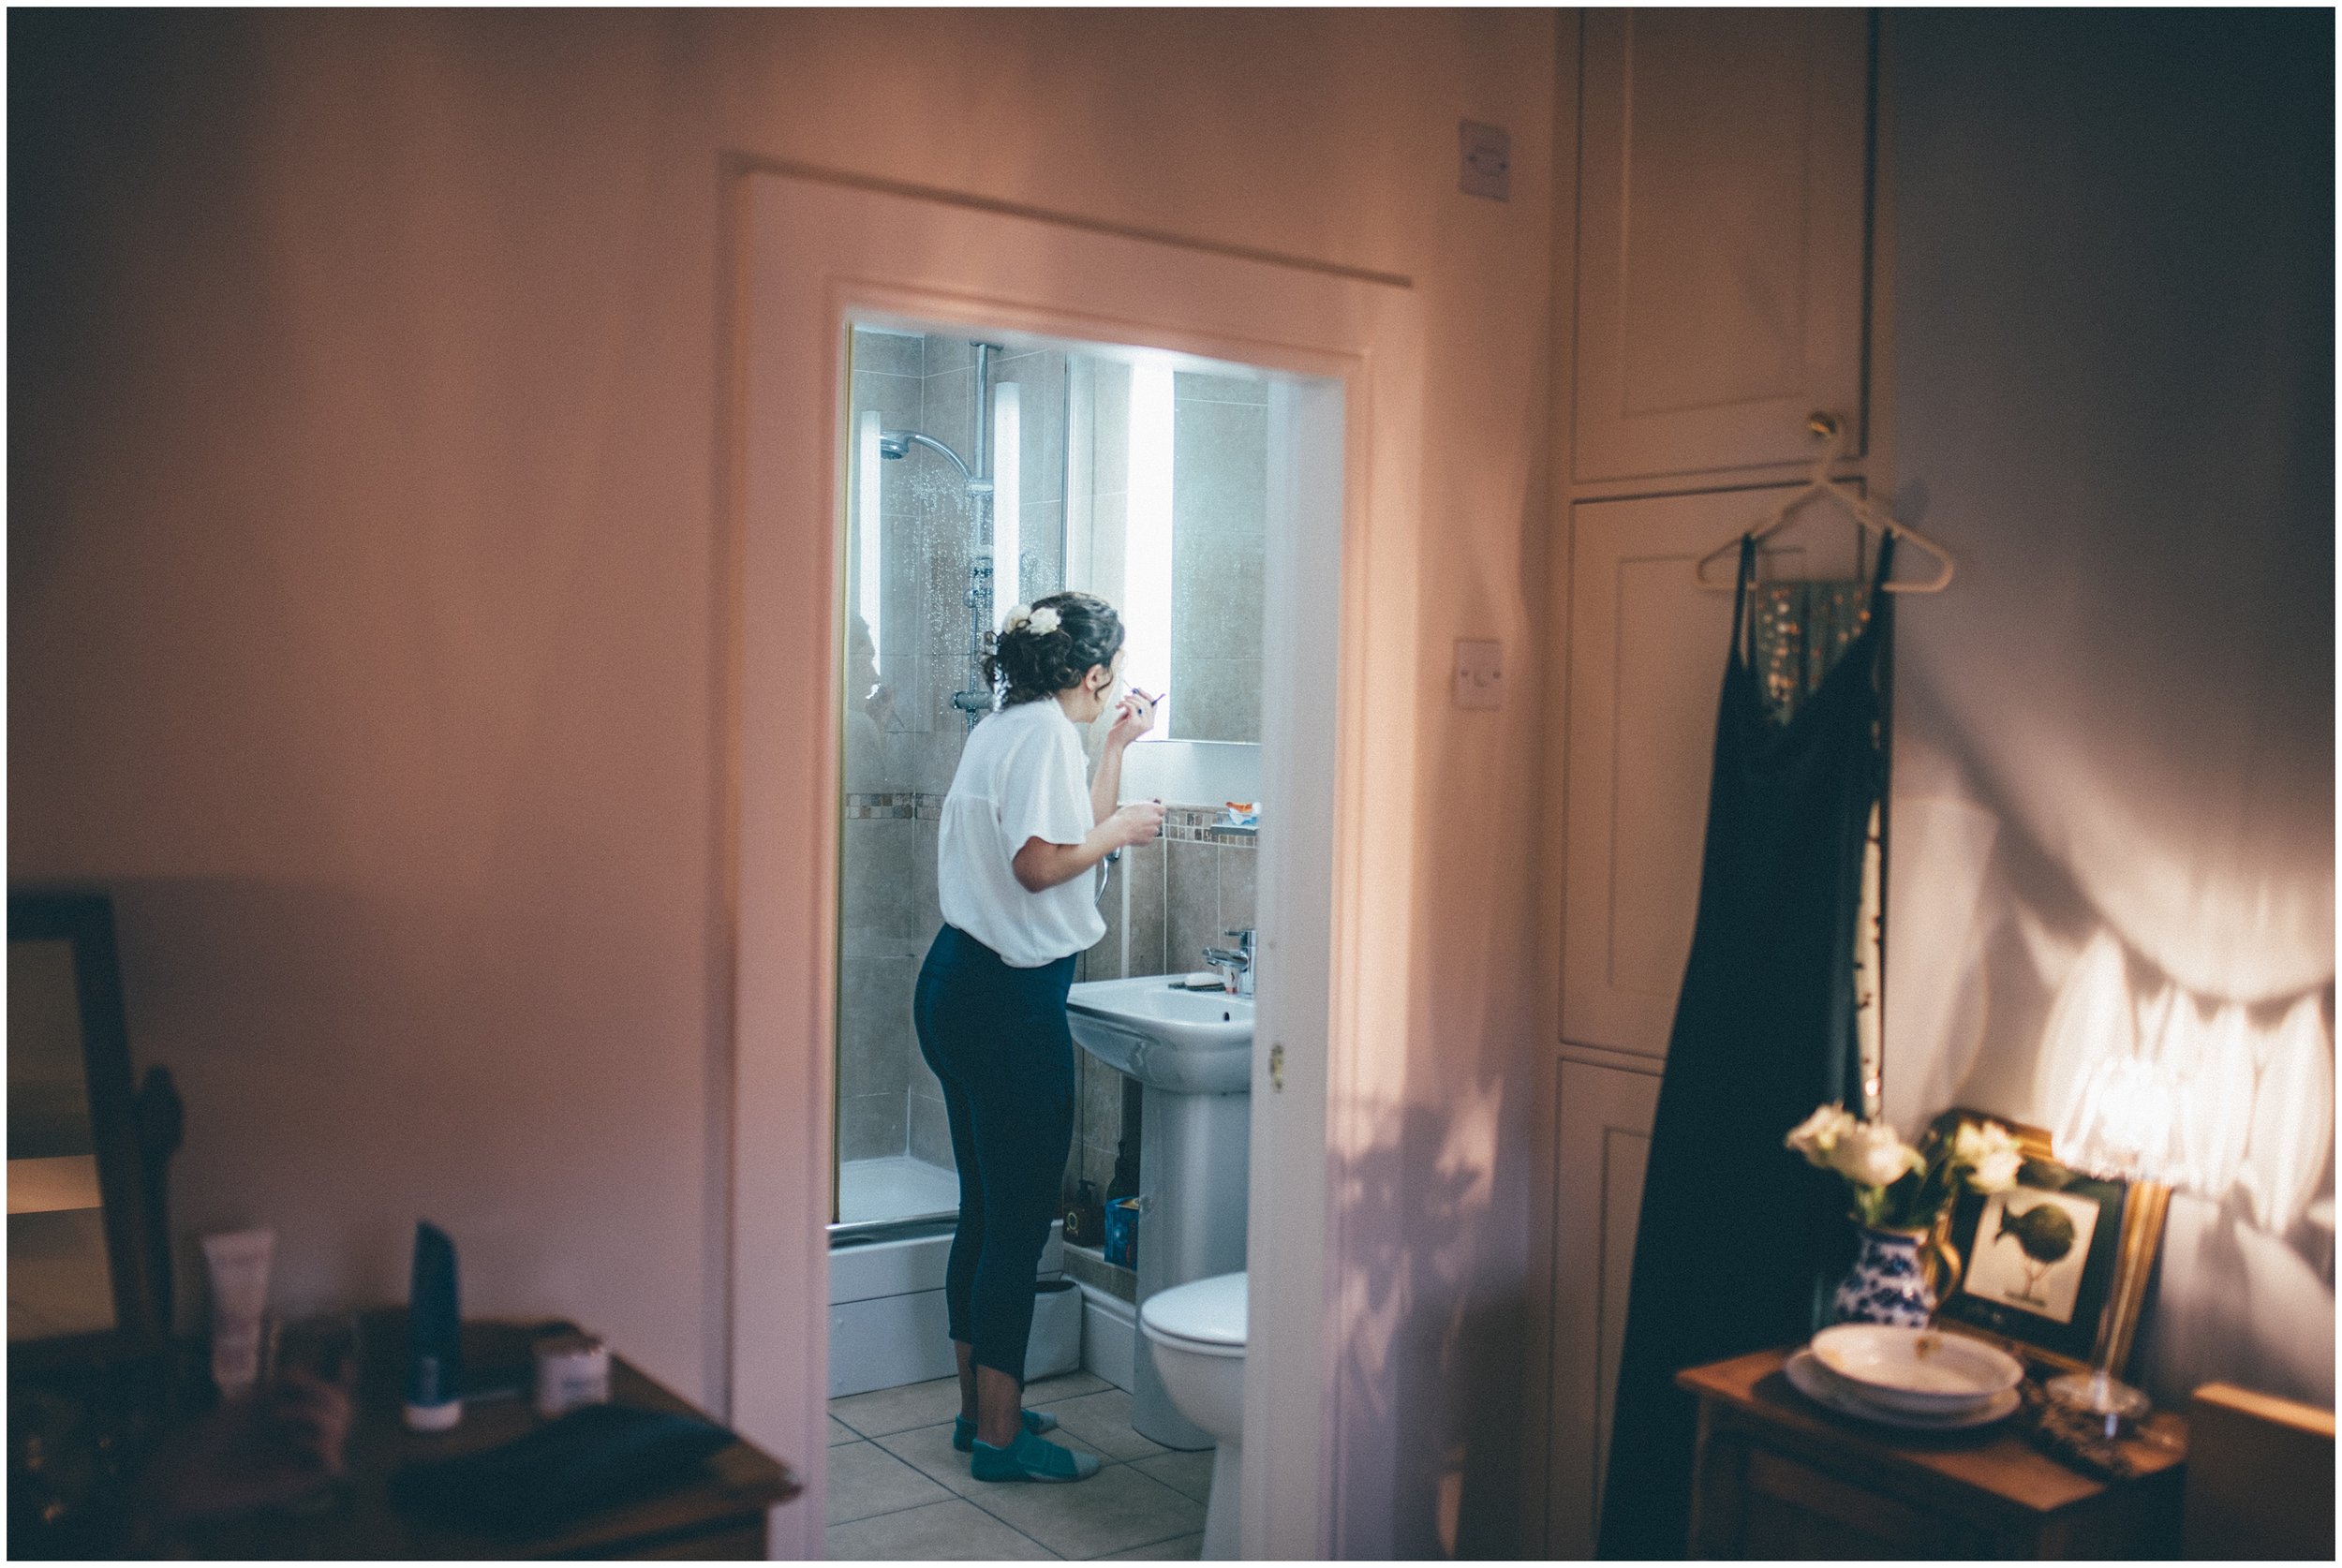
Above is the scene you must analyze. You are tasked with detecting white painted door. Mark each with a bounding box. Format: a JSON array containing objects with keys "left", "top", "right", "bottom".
[
  {"left": 733, "top": 170, "right": 1423, "bottom": 1559},
  {"left": 1560, "top": 487, "right": 1863, "bottom": 1060},
  {"left": 1572, "top": 8, "right": 1872, "bottom": 482},
  {"left": 1541, "top": 1058, "right": 1659, "bottom": 1559}
]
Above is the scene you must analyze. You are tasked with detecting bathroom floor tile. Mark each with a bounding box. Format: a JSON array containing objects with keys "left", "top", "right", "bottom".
[
  {"left": 1025, "top": 1368, "right": 1112, "bottom": 1401},
  {"left": 958, "top": 1459, "right": 1205, "bottom": 1560},
  {"left": 1030, "top": 1388, "right": 1169, "bottom": 1461},
  {"left": 831, "top": 1374, "right": 965, "bottom": 1437},
  {"left": 828, "top": 1414, "right": 859, "bottom": 1446},
  {"left": 1129, "top": 1448, "right": 1215, "bottom": 1503},
  {"left": 827, "top": 1438, "right": 953, "bottom": 1524},
  {"left": 877, "top": 1419, "right": 1107, "bottom": 1499},
  {"left": 826, "top": 1496, "right": 1060, "bottom": 1560},
  {"left": 1100, "top": 1531, "right": 1205, "bottom": 1560}
]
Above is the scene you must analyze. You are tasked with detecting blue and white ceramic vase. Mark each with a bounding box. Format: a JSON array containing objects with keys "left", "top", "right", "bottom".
[{"left": 1830, "top": 1225, "right": 1936, "bottom": 1326}]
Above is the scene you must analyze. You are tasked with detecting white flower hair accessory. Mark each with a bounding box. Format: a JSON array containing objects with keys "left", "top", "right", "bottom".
[
  {"left": 1001, "top": 603, "right": 1033, "bottom": 633},
  {"left": 1003, "top": 603, "right": 1060, "bottom": 636}
]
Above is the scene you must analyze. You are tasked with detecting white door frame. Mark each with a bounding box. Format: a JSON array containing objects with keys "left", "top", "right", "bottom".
[{"left": 728, "top": 166, "right": 1422, "bottom": 1559}]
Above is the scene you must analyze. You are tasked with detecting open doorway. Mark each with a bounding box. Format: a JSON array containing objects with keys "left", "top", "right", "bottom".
[
  {"left": 826, "top": 320, "right": 1303, "bottom": 1556},
  {"left": 731, "top": 168, "right": 1420, "bottom": 1558}
]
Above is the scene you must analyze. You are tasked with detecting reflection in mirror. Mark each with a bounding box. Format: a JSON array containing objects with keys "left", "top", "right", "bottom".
[{"left": 9, "top": 938, "right": 118, "bottom": 1340}]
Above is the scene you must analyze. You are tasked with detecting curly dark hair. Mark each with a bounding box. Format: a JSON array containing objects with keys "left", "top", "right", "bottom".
[{"left": 982, "top": 590, "right": 1125, "bottom": 707}]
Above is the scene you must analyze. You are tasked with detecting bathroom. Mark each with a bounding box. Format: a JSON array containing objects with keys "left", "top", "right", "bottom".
[{"left": 826, "top": 323, "right": 1283, "bottom": 1559}]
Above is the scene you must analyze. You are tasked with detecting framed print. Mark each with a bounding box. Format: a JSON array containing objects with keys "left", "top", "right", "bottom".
[{"left": 1926, "top": 1109, "right": 2167, "bottom": 1376}]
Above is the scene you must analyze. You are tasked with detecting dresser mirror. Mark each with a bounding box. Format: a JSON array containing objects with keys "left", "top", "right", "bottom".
[{"left": 8, "top": 893, "right": 163, "bottom": 1368}]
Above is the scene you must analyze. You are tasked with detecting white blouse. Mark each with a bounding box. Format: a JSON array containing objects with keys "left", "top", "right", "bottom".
[{"left": 937, "top": 698, "right": 1106, "bottom": 968}]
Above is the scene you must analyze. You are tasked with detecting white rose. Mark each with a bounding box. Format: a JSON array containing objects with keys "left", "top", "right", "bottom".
[
  {"left": 1785, "top": 1103, "right": 1857, "bottom": 1169},
  {"left": 1028, "top": 606, "right": 1061, "bottom": 635},
  {"left": 1969, "top": 1146, "right": 2023, "bottom": 1193},
  {"left": 1002, "top": 603, "right": 1033, "bottom": 632},
  {"left": 1829, "top": 1120, "right": 1922, "bottom": 1189}
]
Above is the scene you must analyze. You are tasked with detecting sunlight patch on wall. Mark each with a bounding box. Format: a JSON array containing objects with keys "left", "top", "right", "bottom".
[{"left": 2036, "top": 931, "right": 2333, "bottom": 1234}]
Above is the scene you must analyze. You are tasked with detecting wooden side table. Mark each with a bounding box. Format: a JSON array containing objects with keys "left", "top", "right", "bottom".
[
  {"left": 1678, "top": 1349, "right": 2186, "bottom": 1559},
  {"left": 185, "top": 1316, "right": 801, "bottom": 1560}
]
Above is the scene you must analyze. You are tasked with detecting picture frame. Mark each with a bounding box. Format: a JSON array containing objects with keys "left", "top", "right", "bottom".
[{"left": 1925, "top": 1108, "right": 2168, "bottom": 1377}]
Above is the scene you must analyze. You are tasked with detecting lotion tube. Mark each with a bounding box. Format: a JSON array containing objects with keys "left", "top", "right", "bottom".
[{"left": 201, "top": 1228, "right": 275, "bottom": 1399}]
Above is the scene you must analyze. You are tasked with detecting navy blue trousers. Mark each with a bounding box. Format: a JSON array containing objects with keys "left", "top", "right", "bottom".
[{"left": 912, "top": 924, "right": 1077, "bottom": 1384}]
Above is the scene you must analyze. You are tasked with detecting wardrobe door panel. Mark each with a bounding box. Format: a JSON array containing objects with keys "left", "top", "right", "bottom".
[
  {"left": 1575, "top": 8, "right": 1871, "bottom": 481},
  {"left": 1544, "top": 1058, "right": 1661, "bottom": 1559},
  {"left": 1561, "top": 489, "right": 1860, "bottom": 1058}
]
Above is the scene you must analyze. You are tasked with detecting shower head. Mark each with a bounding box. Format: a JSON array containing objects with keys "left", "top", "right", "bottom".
[{"left": 878, "top": 428, "right": 992, "bottom": 496}]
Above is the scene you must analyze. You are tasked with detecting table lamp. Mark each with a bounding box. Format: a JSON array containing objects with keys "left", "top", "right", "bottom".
[{"left": 2050, "top": 1046, "right": 2176, "bottom": 1430}]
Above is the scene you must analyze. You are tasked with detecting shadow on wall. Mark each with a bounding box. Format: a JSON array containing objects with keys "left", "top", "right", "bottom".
[
  {"left": 1328, "top": 1093, "right": 1527, "bottom": 1560},
  {"left": 1886, "top": 679, "right": 2335, "bottom": 1409}
]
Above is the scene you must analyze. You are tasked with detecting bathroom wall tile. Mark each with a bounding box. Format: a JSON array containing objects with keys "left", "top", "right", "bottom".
[
  {"left": 1089, "top": 360, "right": 1133, "bottom": 496},
  {"left": 913, "top": 820, "right": 944, "bottom": 942},
  {"left": 909, "top": 1091, "right": 954, "bottom": 1167},
  {"left": 1164, "top": 840, "right": 1222, "bottom": 975},
  {"left": 1175, "top": 369, "right": 1268, "bottom": 407},
  {"left": 839, "top": 957, "right": 915, "bottom": 1101},
  {"left": 850, "top": 368, "right": 923, "bottom": 437},
  {"left": 921, "top": 333, "right": 975, "bottom": 374},
  {"left": 1121, "top": 837, "right": 1167, "bottom": 978},
  {"left": 1172, "top": 537, "right": 1266, "bottom": 656},
  {"left": 1218, "top": 843, "right": 1257, "bottom": 933},
  {"left": 851, "top": 328, "right": 925, "bottom": 378},
  {"left": 1172, "top": 400, "right": 1267, "bottom": 540},
  {"left": 995, "top": 349, "right": 1069, "bottom": 505},
  {"left": 919, "top": 381, "right": 976, "bottom": 467},
  {"left": 1079, "top": 490, "right": 1129, "bottom": 606},
  {"left": 1088, "top": 892, "right": 1128, "bottom": 982},
  {"left": 841, "top": 820, "right": 918, "bottom": 938},
  {"left": 841, "top": 1093, "right": 906, "bottom": 1162},
  {"left": 1167, "top": 658, "right": 1261, "bottom": 746},
  {"left": 907, "top": 1050, "right": 943, "bottom": 1106},
  {"left": 1081, "top": 1058, "right": 1127, "bottom": 1164}
]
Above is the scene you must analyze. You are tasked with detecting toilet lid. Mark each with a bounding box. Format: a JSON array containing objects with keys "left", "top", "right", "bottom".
[{"left": 1140, "top": 1270, "right": 1247, "bottom": 1349}]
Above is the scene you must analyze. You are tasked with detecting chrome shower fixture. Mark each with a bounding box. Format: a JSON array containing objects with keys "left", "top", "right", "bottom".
[
  {"left": 876, "top": 341, "right": 1002, "bottom": 496},
  {"left": 877, "top": 429, "right": 992, "bottom": 495}
]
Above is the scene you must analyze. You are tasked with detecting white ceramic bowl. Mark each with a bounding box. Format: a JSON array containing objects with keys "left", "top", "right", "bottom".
[{"left": 1807, "top": 1324, "right": 2024, "bottom": 1415}]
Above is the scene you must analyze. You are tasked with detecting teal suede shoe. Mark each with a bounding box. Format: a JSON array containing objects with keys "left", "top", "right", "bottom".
[
  {"left": 970, "top": 1427, "right": 1100, "bottom": 1484},
  {"left": 952, "top": 1407, "right": 1060, "bottom": 1452}
]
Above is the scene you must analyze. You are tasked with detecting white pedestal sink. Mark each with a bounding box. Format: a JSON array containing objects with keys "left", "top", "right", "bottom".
[{"left": 1066, "top": 976, "right": 1253, "bottom": 1449}]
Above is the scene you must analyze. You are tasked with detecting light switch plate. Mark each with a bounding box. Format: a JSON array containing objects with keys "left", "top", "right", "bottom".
[
  {"left": 1460, "top": 120, "right": 1510, "bottom": 201},
  {"left": 1453, "top": 639, "right": 1504, "bottom": 709}
]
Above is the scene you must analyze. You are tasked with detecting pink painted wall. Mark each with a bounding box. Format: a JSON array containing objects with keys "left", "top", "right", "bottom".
[{"left": 10, "top": 11, "right": 1555, "bottom": 1550}]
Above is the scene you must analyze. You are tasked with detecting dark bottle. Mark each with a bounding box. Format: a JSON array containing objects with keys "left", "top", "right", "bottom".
[{"left": 1064, "top": 1179, "right": 1102, "bottom": 1247}]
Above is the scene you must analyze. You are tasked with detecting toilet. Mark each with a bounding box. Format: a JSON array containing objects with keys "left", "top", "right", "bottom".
[{"left": 1138, "top": 1270, "right": 1247, "bottom": 1561}]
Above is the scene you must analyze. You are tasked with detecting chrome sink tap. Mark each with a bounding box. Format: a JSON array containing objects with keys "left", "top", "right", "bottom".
[{"left": 1201, "top": 928, "right": 1255, "bottom": 998}]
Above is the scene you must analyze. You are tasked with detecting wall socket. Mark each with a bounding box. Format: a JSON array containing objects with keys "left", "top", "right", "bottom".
[
  {"left": 1453, "top": 639, "right": 1504, "bottom": 709},
  {"left": 1459, "top": 121, "right": 1511, "bottom": 201}
]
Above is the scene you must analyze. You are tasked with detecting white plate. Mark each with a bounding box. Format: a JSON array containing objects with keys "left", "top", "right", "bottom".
[
  {"left": 1809, "top": 1323, "right": 2026, "bottom": 1415},
  {"left": 1785, "top": 1349, "right": 2020, "bottom": 1431}
]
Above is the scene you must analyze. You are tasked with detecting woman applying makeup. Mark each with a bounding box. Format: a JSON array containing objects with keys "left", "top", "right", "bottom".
[{"left": 917, "top": 590, "right": 1164, "bottom": 1483}]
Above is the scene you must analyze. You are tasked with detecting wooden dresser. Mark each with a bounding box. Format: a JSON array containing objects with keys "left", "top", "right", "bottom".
[
  {"left": 185, "top": 1318, "right": 800, "bottom": 1560},
  {"left": 1678, "top": 1349, "right": 2186, "bottom": 1559}
]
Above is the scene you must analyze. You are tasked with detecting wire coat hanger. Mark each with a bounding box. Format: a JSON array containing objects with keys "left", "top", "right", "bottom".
[{"left": 1692, "top": 413, "right": 1957, "bottom": 593}]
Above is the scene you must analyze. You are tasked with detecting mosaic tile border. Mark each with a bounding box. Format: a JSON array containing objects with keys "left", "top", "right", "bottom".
[{"left": 845, "top": 794, "right": 1256, "bottom": 839}]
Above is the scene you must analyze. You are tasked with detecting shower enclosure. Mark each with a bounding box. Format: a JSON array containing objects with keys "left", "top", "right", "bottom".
[
  {"left": 834, "top": 322, "right": 1270, "bottom": 1238},
  {"left": 836, "top": 326, "right": 1073, "bottom": 1229}
]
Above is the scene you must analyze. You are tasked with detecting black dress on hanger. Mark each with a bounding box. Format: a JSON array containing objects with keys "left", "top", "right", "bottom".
[{"left": 1595, "top": 534, "right": 1894, "bottom": 1560}]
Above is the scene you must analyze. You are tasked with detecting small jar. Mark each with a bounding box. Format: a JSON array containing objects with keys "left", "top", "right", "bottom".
[{"left": 533, "top": 1333, "right": 611, "bottom": 1418}]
